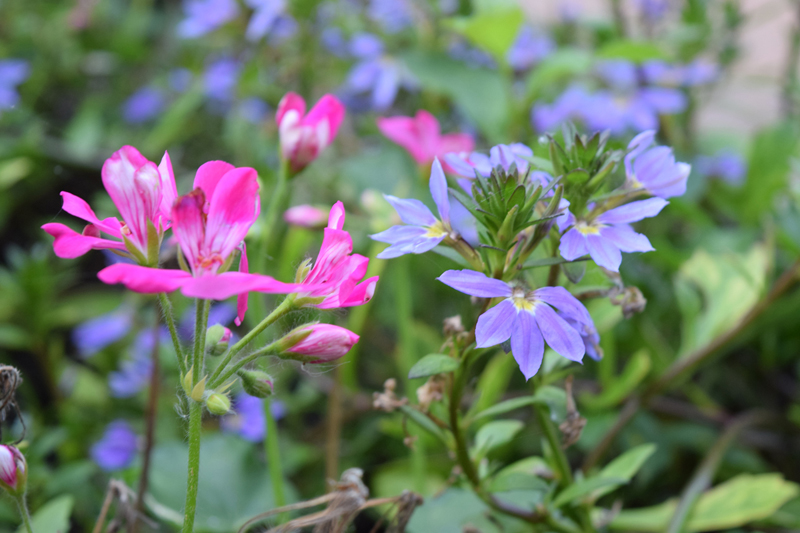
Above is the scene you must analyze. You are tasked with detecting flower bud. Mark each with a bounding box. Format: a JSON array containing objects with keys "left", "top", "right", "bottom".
[
  {"left": 0, "top": 445, "right": 27, "bottom": 497},
  {"left": 277, "top": 92, "right": 345, "bottom": 174},
  {"left": 182, "top": 366, "right": 207, "bottom": 402},
  {"left": 237, "top": 370, "right": 274, "bottom": 398},
  {"left": 279, "top": 323, "right": 359, "bottom": 363},
  {"left": 283, "top": 205, "right": 328, "bottom": 229},
  {"left": 205, "top": 324, "right": 231, "bottom": 356},
  {"left": 206, "top": 393, "right": 231, "bottom": 415}
]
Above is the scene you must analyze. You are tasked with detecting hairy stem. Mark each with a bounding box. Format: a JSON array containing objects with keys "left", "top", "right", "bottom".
[
  {"left": 158, "top": 292, "right": 185, "bottom": 374},
  {"left": 182, "top": 402, "right": 202, "bottom": 533},
  {"left": 15, "top": 495, "right": 34, "bottom": 533},
  {"left": 208, "top": 296, "right": 296, "bottom": 387}
]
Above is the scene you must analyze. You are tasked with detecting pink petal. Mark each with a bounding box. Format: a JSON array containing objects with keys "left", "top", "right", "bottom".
[
  {"left": 437, "top": 133, "right": 475, "bottom": 158},
  {"left": 303, "top": 94, "right": 345, "bottom": 139},
  {"left": 335, "top": 275, "right": 379, "bottom": 308},
  {"left": 60, "top": 192, "right": 122, "bottom": 237},
  {"left": 235, "top": 242, "right": 249, "bottom": 326},
  {"left": 205, "top": 167, "right": 259, "bottom": 262},
  {"left": 276, "top": 92, "right": 306, "bottom": 126},
  {"left": 180, "top": 272, "right": 303, "bottom": 300},
  {"left": 172, "top": 190, "right": 207, "bottom": 271},
  {"left": 377, "top": 115, "right": 429, "bottom": 164},
  {"left": 42, "top": 223, "right": 126, "bottom": 259},
  {"left": 158, "top": 151, "right": 178, "bottom": 224},
  {"left": 98, "top": 264, "right": 192, "bottom": 293},
  {"left": 328, "top": 201, "right": 346, "bottom": 231},
  {"left": 193, "top": 160, "right": 236, "bottom": 203}
]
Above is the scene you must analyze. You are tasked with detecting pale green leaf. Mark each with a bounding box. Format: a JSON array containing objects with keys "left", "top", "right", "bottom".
[
  {"left": 474, "top": 420, "right": 524, "bottom": 456},
  {"left": 408, "top": 354, "right": 460, "bottom": 379},
  {"left": 17, "top": 495, "right": 73, "bottom": 533},
  {"left": 553, "top": 477, "right": 627, "bottom": 507}
]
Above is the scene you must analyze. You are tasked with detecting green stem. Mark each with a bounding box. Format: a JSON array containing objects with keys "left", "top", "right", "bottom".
[
  {"left": 158, "top": 292, "right": 185, "bottom": 374},
  {"left": 209, "top": 344, "right": 278, "bottom": 388},
  {"left": 264, "top": 397, "right": 287, "bottom": 523},
  {"left": 207, "top": 296, "right": 296, "bottom": 387},
  {"left": 190, "top": 300, "right": 209, "bottom": 382},
  {"left": 534, "top": 403, "right": 572, "bottom": 485},
  {"left": 15, "top": 496, "right": 33, "bottom": 533},
  {"left": 182, "top": 402, "right": 202, "bottom": 533}
]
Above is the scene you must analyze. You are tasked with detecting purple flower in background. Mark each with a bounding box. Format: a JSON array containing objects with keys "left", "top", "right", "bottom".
[
  {"left": 445, "top": 144, "right": 533, "bottom": 184},
  {"left": 203, "top": 58, "right": 240, "bottom": 103},
  {"left": 595, "top": 60, "right": 638, "bottom": 91},
  {"left": 322, "top": 27, "right": 349, "bottom": 57},
  {"left": 532, "top": 86, "right": 609, "bottom": 133},
  {"left": 179, "top": 303, "right": 237, "bottom": 343},
  {"left": 507, "top": 26, "right": 554, "bottom": 71},
  {"left": 641, "top": 60, "right": 718, "bottom": 88},
  {"left": 90, "top": 421, "right": 138, "bottom": 471},
  {"left": 368, "top": 0, "right": 414, "bottom": 34},
  {"left": 636, "top": 0, "right": 669, "bottom": 21},
  {"left": 221, "top": 393, "right": 286, "bottom": 442},
  {"left": 177, "top": 0, "right": 239, "bottom": 38},
  {"left": 245, "top": 0, "right": 285, "bottom": 41},
  {"left": 559, "top": 198, "right": 668, "bottom": 272},
  {"left": 122, "top": 87, "right": 165, "bottom": 124},
  {"left": 72, "top": 307, "right": 133, "bottom": 358},
  {"left": 625, "top": 130, "right": 691, "bottom": 198},
  {"left": 371, "top": 159, "right": 453, "bottom": 259},
  {"left": 0, "top": 59, "right": 30, "bottom": 111},
  {"left": 169, "top": 68, "right": 194, "bottom": 93},
  {"left": 695, "top": 151, "right": 747, "bottom": 186},
  {"left": 438, "top": 270, "right": 595, "bottom": 379},
  {"left": 448, "top": 40, "right": 497, "bottom": 70},
  {"left": 108, "top": 329, "right": 169, "bottom": 398},
  {"left": 344, "top": 33, "right": 416, "bottom": 111},
  {"left": 237, "top": 97, "right": 271, "bottom": 123},
  {"left": 268, "top": 15, "right": 297, "bottom": 44}
]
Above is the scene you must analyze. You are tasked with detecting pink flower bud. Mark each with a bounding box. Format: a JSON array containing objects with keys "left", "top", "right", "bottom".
[
  {"left": 0, "top": 445, "right": 26, "bottom": 495},
  {"left": 276, "top": 92, "right": 345, "bottom": 174},
  {"left": 283, "top": 205, "right": 329, "bottom": 229},
  {"left": 285, "top": 324, "right": 359, "bottom": 363}
]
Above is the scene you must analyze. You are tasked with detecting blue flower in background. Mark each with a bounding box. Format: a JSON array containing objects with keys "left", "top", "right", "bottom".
[
  {"left": 368, "top": 0, "right": 414, "bottom": 34},
  {"left": 179, "top": 302, "right": 237, "bottom": 343},
  {"left": 221, "top": 393, "right": 286, "bottom": 442},
  {"left": 91, "top": 420, "right": 138, "bottom": 471},
  {"left": 177, "top": 0, "right": 239, "bottom": 38},
  {"left": 448, "top": 40, "right": 497, "bottom": 70},
  {"left": 108, "top": 329, "right": 170, "bottom": 398},
  {"left": 695, "top": 150, "right": 747, "bottom": 186},
  {"left": 642, "top": 60, "right": 718, "bottom": 87},
  {"left": 321, "top": 27, "right": 349, "bottom": 57},
  {"left": 122, "top": 87, "right": 165, "bottom": 124},
  {"left": 72, "top": 307, "right": 133, "bottom": 358},
  {"left": 507, "top": 26, "right": 554, "bottom": 71},
  {"left": 169, "top": 68, "right": 194, "bottom": 93},
  {"left": 236, "top": 97, "right": 271, "bottom": 124},
  {"left": 635, "top": 0, "right": 669, "bottom": 21},
  {"left": 203, "top": 57, "right": 241, "bottom": 103},
  {"left": 244, "top": 0, "right": 297, "bottom": 43},
  {"left": 0, "top": 59, "right": 30, "bottom": 112},
  {"left": 344, "top": 33, "right": 416, "bottom": 111}
]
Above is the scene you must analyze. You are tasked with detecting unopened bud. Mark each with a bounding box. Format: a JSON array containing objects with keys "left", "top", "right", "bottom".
[
  {"left": 0, "top": 445, "right": 27, "bottom": 497},
  {"left": 279, "top": 323, "right": 359, "bottom": 363},
  {"left": 206, "top": 393, "right": 231, "bottom": 415},
  {"left": 205, "top": 325, "right": 231, "bottom": 356},
  {"left": 237, "top": 370, "right": 274, "bottom": 398},
  {"left": 283, "top": 205, "right": 328, "bottom": 229}
]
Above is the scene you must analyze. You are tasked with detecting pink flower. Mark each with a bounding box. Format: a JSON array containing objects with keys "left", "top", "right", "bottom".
[
  {"left": 98, "top": 161, "right": 311, "bottom": 325},
  {"left": 276, "top": 92, "right": 345, "bottom": 174},
  {"left": 285, "top": 323, "right": 359, "bottom": 363},
  {"left": 377, "top": 110, "right": 474, "bottom": 171},
  {"left": 283, "top": 205, "right": 329, "bottom": 229},
  {"left": 298, "top": 201, "right": 378, "bottom": 309},
  {"left": 0, "top": 445, "right": 26, "bottom": 495},
  {"left": 42, "top": 146, "right": 177, "bottom": 263}
]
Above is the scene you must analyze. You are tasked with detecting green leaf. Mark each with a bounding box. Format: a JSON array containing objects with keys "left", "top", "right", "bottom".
[
  {"left": 580, "top": 349, "right": 651, "bottom": 410},
  {"left": 533, "top": 385, "right": 567, "bottom": 423},
  {"left": 17, "top": 495, "right": 74, "bottom": 533},
  {"left": 488, "top": 457, "right": 552, "bottom": 493},
  {"left": 474, "top": 420, "right": 524, "bottom": 456},
  {"left": 593, "top": 443, "right": 657, "bottom": 498},
  {"left": 597, "top": 40, "right": 668, "bottom": 63},
  {"left": 526, "top": 48, "right": 594, "bottom": 98},
  {"left": 403, "top": 51, "right": 510, "bottom": 141},
  {"left": 408, "top": 354, "right": 460, "bottom": 379},
  {"left": 472, "top": 395, "right": 543, "bottom": 421},
  {"left": 398, "top": 405, "right": 449, "bottom": 445},
  {"left": 610, "top": 474, "right": 800, "bottom": 532},
  {"left": 142, "top": 88, "right": 204, "bottom": 154},
  {"left": 446, "top": 9, "right": 524, "bottom": 62},
  {"left": 430, "top": 246, "right": 472, "bottom": 268},
  {"left": 553, "top": 477, "right": 628, "bottom": 507},
  {"left": 562, "top": 260, "right": 586, "bottom": 283}
]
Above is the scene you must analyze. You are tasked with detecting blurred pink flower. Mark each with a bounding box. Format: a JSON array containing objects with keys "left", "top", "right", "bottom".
[
  {"left": 42, "top": 146, "right": 177, "bottom": 262},
  {"left": 0, "top": 445, "right": 26, "bottom": 494},
  {"left": 277, "top": 92, "right": 345, "bottom": 173},
  {"left": 377, "top": 110, "right": 474, "bottom": 171},
  {"left": 283, "top": 204, "right": 329, "bottom": 229},
  {"left": 286, "top": 323, "right": 359, "bottom": 362}
]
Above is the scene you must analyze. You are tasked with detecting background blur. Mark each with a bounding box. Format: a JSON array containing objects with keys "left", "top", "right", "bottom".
[{"left": 2, "top": 0, "right": 800, "bottom": 532}]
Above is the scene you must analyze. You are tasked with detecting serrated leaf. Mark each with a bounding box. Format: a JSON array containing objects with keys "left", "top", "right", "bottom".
[
  {"left": 408, "top": 354, "right": 460, "bottom": 379},
  {"left": 553, "top": 476, "right": 628, "bottom": 507}
]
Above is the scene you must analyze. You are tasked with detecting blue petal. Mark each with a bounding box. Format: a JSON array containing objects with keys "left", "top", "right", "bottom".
[
  {"left": 371, "top": 225, "right": 427, "bottom": 244},
  {"left": 559, "top": 228, "right": 588, "bottom": 261},
  {"left": 534, "top": 286, "right": 591, "bottom": 324},
  {"left": 383, "top": 195, "right": 437, "bottom": 226},
  {"left": 532, "top": 303, "right": 584, "bottom": 363},
  {"left": 597, "top": 198, "right": 668, "bottom": 225},
  {"left": 600, "top": 225, "right": 654, "bottom": 253},
  {"left": 476, "top": 299, "right": 517, "bottom": 347},
  {"left": 586, "top": 234, "right": 622, "bottom": 272},
  {"left": 510, "top": 310, "right": 544, "bottom": 380},
  {"left": 429, "top": 158, "right": 450, "bottom": 224},
  {"left": 437, "top": 270, "right": 512, "bottom": 298}
]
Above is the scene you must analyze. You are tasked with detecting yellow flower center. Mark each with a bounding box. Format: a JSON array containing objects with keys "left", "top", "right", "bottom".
[
  {"left": 425, "top": 221, "right": 448, "bottom": 239},
  {"left": 575, "top": 220, "right": 601, "bottom": 235}
]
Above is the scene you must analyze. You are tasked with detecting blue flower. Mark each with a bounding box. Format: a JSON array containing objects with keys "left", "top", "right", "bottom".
[
  {"left": 169, "top": 68, "right": 194, "bottom": 93},
  {"left": 177, "top": 0, "right": 239, "bottom": 39},
  {"left": 108, "top": 329, "right": 169, "bottom": 398},
  {"left": 0, "top": 59, "right": 30, "bottom": 112},
  {"left": 91, "top": 421, "right": 138, "bottom": 471},
  {"left": 203, "top": 57, "right": 241, "bottom": 104},
  {"left": 221, "top": 393, "right": 286, "bottom": 442},
  {"left": 507, "top": 26, "right": 554, "bottom": 71},
  {"left": 72, "top": 307, "right": 133, "bottom": 358},
  {"left": 236, "top": 97, "right": 271, "bottom": 124},
  {"left": 367, "top": 0, "right": 413, "bottom": 34},
  {"left": 343, "top": 33, "right": 416, "bottom": 111},
  {"left": 371, "top": 159, "right": 453, "bottom": 259},
  {"left": 122, "top": 87, "right": 165, "bottom": 124},
  {"left": 695, "top": 150, "right": 746, "bottom": 186},
  {"left": 438, "top": 270, "right": 596, "bottom": 379},
  {"left": 625, "top": 130, "right": 691, "bottom": 198}
]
